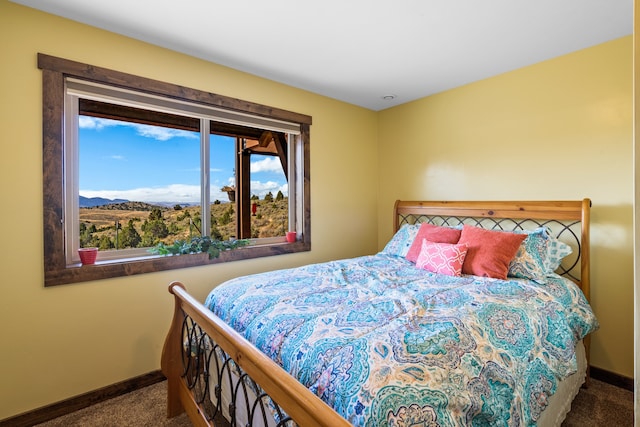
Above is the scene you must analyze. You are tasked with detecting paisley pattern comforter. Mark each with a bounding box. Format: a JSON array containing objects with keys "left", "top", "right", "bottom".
[{"left": 204, "top": 253, "right": 599, "bottom": 426}]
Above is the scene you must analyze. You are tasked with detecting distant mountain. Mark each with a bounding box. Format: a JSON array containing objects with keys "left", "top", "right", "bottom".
[
  {"left": 79, "top": 196, "right": 129, "bottom": 208},
  {"left": 150, "top": 201, "right": 199, "bottom": 208},
  {"left": 79, "top": 196, "right": 199, "bottom": 210},
  {"left": 90, "top": 201, "right": 167, "bottom": 211}
]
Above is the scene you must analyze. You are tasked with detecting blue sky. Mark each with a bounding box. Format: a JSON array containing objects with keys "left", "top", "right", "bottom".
[{"left": 78, "top": 116, "right": 288, "bottom": 204}]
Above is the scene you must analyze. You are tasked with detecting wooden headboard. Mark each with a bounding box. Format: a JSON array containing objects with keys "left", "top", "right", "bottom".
[{"left": 393, "top": 199, "right": 591, "bottom": 302}]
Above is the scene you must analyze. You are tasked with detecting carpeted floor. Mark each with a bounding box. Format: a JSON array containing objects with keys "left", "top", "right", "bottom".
[
  {"left": 560, "top": 379, "right": 634, "bottom": 427},
  {"left": 35, "top": 378, "right": 633, "bottom": 426},
  {"left": 35, "top": 381, "right": 191, "bottom": 427}
]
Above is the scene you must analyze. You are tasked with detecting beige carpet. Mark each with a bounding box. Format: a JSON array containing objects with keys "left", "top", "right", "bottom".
[
  {"left": 35, "top": 381, "right": 191, "bottom": 427},
  {"left": 36, "top": 378, "right": 633, "bottom": 426},
  {"left": 561, "top": 379, "right": 634, "bottom": 427}
]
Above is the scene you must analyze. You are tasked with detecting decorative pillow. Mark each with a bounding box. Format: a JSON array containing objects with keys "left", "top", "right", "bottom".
[
  {"left": 458, "top": 225, "right": 527, "bottom": 279},
  {"left": 416, "top": 239, "right": 468, "bottom": 277},
  {"left": 405, "top": 223, "right": 462, "bottom": 263},
  {"left": 507, "top": 227, "right": 574, "bottom": 282},
  {"left": 544, "top": 234, "right": 573, "bottom": 273},
  {"left": 508, "top": 228, "right": 550, "bottom": 283},
  {"left": 380, "top": 224, "right": 420, "bottom": 257}
]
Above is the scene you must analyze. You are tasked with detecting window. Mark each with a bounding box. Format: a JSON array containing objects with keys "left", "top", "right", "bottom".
[{"left": 39, "top": 54, "right": 311, "bottom": 286}]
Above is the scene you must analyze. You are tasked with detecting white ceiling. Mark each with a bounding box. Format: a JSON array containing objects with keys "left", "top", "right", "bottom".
[{"left": 12, "top": 0, "right": 633, "bottom": 111}]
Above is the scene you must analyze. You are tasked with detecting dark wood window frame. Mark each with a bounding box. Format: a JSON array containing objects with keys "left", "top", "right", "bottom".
[{"left": 39, "top": 53, "right": 312, "bottom": 287}]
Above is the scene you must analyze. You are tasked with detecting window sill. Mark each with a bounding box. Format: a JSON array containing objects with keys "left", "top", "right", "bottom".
[{"left": 45, "top": 241, "right": 310, "bottom": 287}]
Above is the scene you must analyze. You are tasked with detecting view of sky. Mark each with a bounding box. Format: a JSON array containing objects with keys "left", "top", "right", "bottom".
[{"left": 78, "top": 116, "right": 288, "bottom": 204}]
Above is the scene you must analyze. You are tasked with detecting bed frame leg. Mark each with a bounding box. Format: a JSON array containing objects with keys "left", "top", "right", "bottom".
[{"left": 161, "top": 281, "right": 188, "bottom": 418}]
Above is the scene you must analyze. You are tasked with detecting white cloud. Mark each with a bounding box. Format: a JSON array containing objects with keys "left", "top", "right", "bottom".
[
  {"left": 250, "top": 180, "right": 288, "bottom": 198},
  {"left": 82, "top": 181, "right": 288, "bottom": 204},
  {"left": 251, "top": 157, "right": 283, "bottom": 173},
  {"left": 79, "top": 116, "right": 197, "bottom": 141},
  {"left": 81, "top": 184, "right": 200, "bottom": 204},
  {"left": 79, "top": 116, "right": 119, "bottom": 130},
  {"left": 135, "top": 125, "right": 196, "bottom": 141}
]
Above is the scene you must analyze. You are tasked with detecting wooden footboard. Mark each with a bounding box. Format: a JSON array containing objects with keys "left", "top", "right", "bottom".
[{"left": 161, "top": 281, "right": 351, "bottom": 427}]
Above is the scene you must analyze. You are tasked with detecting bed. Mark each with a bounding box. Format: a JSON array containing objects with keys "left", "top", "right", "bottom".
[{"left": 161, "top": 199, "right": 599, "bottom": 427}]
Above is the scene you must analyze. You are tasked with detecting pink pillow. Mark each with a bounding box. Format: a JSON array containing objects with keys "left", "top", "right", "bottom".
[
  {"left": 458, "top": 225, "right": 527, "bottom": 279},
  {"left": 406, "top": 223, "right": 462, "bottom": 263},
  {"left": 416, "top": 239, "right": 469, "bottom": 277}
]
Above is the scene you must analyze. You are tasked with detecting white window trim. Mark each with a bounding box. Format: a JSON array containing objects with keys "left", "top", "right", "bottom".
[{"left": 64, "top": 78, "right": 301, "bottom": 265}]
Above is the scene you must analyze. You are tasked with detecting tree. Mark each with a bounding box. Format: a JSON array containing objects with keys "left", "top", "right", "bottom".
[
  {"left": 80, "top": 222, "right": 94, "bottom": 247},
  {"left": 141, "top": 233, "right": 157, "bottom": 248},
  {"left": 264, "top": 191, "right": 274, "bottom": 202},
  {"left": 149, "top": 207, "right": 163, "bottom": 221},
  {"left": 210, "top": 225, "right": 223, "bottom": 240},
  {"left": 177, "top": 209, "right": 191, "bottom": 221},
  {"left": 168, "top": 222, "right": 179, "bottom": 234},
  {"left": 144, "top": 220, "right": 169, "bottom": 239},
  {"left": 142, "top": 209, "right": 169, "bottom": 243},
  {"left": 219, "top": 208, "right": 232, "bottom": 225},
  {"left": 119, "top": 219, "right": 142, "bottom": 248},
  {"left": 98, "top": 235, "right": 114, "bottom": 250}
]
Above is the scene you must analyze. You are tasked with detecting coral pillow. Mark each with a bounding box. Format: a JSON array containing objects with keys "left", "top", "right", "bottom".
[
  {"left": 405, "top": 223, "right": 462, "bottom": 263},
  {"left": 416, "top": 239, "right": 468, "bottom": 277},
  {"left": 458, "top": 225, "right": 527, "bottom": 279}
]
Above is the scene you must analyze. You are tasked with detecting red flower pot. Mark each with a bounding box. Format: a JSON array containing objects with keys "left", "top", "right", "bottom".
[{"left": 78, "top": 247, "right": 98, "bottom": 265}]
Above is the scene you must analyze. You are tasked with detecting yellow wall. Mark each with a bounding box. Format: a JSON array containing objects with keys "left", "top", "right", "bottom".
[
  {"left": 633, "top": 0, "right": 639, "bottom": 416},
  {"left": 0, "top": 0, "right": 633, "bottom": 420},
  {"left": 0, "top": 1, "right": 379, "bottom": 419},
  {"left": 378, "top": 36, "right": 634, "bottom": 379}
]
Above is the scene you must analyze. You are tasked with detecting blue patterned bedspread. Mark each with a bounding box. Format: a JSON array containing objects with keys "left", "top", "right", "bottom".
[{"left": 204, "top": 253, "right": 599, "bottom": 426}]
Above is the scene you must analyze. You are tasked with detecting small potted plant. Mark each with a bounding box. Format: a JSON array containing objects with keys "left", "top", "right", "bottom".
[
  {"left": 149, "top": 236, "right": 249, "bottom": 259},
  {"left": 221, "top": 185, "right": 236, "bottom": 202}
]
